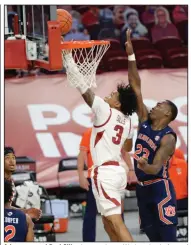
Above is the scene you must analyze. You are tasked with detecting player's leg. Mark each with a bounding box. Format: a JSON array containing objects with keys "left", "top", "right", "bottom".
[
  {"left": 105, "top": 210, "right": 133, "bottom": 242},
  {"left": 155, "top": 179, "right": 178, "bottom": 242},
  {"left": 136, "top": 184, "right": 161, "bottom": 241},
  {"left": 102, "top": 215, "right": 118, "bottom": 241},
  {"left": 158, "top": 224, "right": 177, "bottom": 242},
  {"left": 101, "top": 198, "right": 125, "bottom": 241},
  {"left": 103, "top": 167, "right": 132, "bottom": 241},
  {"left": 82, "top": 178, "right": 97, "bottom": 242}
]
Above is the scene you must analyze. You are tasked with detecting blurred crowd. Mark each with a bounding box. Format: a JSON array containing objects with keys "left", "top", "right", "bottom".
[
  {"left": 58, "top": 5, "right": 188, "bottom": 46},
  {"left": 5, "top": 5, "right": 188, "bottom": 78}
]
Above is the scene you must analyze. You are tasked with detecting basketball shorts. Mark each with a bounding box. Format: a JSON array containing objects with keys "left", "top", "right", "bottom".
[
  {"left": 91, "top": 162, "right": 127, "bottom": 217},
  {"left": 136, "top": 178, "right": 178, "bottom": 228}
]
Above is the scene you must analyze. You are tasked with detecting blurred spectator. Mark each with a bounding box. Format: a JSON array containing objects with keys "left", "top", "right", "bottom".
[
  {"left": 151, "top": 6, "right": 179, "bottom": 43},
  {"left": 81, "top": 7, "right": 100, "bottom": 39},
  {"left": 120, "top": 11, "right": 147, "bottom": 48},
  {"left": 82, "top": 6, "right": 100, "bottom": 26},
  {"left": 123, "top": 6, "right": 138, "bottom": 18},
  {"left": 172, "top": 5, "right": 188, "bottom": 24},
  {"left": 142, "top": 6, "right": 157, "bottom": 24},
  {"left": 122, "top": 11, "right": 148, "bottom": 38},
  {"left": 64, "top": 21, "right": 90, "bottom": 41},
  {"left": 113, "top": 6, "right": 126, "bottom": 28},
  {"left": 99, "top": 7, "right": 114, "bottom": 28},
  {"left": 169, "top": 149, "right": 188, "bottom": 211},
  {"left": 71, "top": 10, "right": 82, "bottom": 26}
]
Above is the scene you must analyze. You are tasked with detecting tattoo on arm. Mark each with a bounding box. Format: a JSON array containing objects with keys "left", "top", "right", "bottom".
[
  {"left": 82, "top": 89, "right": 95, "bottom": 107},
  {"left": 151, "top": 134, "right": 176, "bottom": 173}
]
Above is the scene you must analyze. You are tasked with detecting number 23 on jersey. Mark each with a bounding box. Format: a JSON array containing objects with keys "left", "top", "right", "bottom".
[{"left": 134, "top": 144, "right": 150, "bottom": 160}]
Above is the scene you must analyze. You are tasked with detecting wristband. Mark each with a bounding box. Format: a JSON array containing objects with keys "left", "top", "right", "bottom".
[{"left": 128, "top": 53, "right": 136, "bottom": 61}]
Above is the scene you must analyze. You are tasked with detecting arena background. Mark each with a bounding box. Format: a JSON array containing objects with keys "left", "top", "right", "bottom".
[{"left": 4, "top": 4, "right": 188, "bottom": 242}]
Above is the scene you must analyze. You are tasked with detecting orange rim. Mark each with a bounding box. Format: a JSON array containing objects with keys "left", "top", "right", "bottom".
[{"left": 61, "top": 40, "right": 110, "bottom": 49}]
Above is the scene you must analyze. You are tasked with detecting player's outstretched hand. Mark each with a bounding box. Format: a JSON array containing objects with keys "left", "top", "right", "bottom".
[
  {"left": 137, "top": 157, "right": 148, "bottom": 172},
  {"left": 125, "top": 29, "right": 134, "bottom": 56},
  {"left": 79, "top": 175, "right": 90, "bottom": 191},
  {"left": 26, "top": 208, "right": 42, "bottom": 220}
]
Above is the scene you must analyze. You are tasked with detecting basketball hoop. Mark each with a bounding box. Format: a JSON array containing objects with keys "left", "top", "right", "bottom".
[{"left": 61, "top": 40, "right": 110, "bottom": 89}]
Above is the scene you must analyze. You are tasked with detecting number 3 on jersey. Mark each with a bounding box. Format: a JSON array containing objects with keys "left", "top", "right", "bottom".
[
  {"left": 5, "top": 225, "right": 16, "bottom": 242},
  {"left": 112, "top": 125, "right": 124, "bottom": 145},
  {"left": 134, "top": 144, "right": 150, "bottom": 160}
]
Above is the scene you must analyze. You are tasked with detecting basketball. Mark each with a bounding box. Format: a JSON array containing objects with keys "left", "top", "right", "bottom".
[{"left": 57, "top": 9, "right": 72, "bottom": 35}]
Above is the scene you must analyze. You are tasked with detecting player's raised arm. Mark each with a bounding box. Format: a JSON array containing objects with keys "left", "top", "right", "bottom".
[
  {"left": 137, "top": 134, "right": 176, "bottom": 175},
  {"left": 125, "top": 29, "right": 148, "bottom": 123},
  {"left": 63, "top": 51, "right": 95, "bottom": 107},
  {"left": 82, "top": 89, "right": 95, "bottom": 107}
]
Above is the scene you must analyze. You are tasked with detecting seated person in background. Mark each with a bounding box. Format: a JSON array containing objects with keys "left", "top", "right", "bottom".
[
  {"left": 81, "top": 6, "right": 100, "bottom": 39},
  {"left": 4, "top": 179, "right": 34, "bottom": 242},
  {"left": 169, "top": 149, "right": 188, "bottom": 211},
  {"left": 172, "top": 5, "right": 188, "bottom": 24},
  {"left": 113, "top": 5, "right": 126, "bottom": 28},
  {"left": 142, "top": 6, "right": 157, "bottom": 24},
  {"left": 70, "top": 10, "right": 82, "bottom": 26},
  {"left": 82, "top": 6, "right": 100, "bottom": 27},
  {"left": 121, "top": 11, "right": 148, "bottom": 48},
  {"left": 121, "top": 11, "right": 148, "bottom": 38},
  {"left": 151, "top": 6, "right": 179, "bottom": 43},
  {"left": 64, "top": 21, "right": 90, "bottom": 41},
  {"left": 99, "top": 6, "right": 114, "bottom": 28}
]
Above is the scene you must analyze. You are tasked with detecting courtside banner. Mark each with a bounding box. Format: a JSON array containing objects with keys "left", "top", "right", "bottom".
[{"left": 5, "top": 69, "right": 187, "bottom": 189}]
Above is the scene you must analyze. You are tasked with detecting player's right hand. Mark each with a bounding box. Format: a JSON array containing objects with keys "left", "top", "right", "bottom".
[
  {"left": 125, "top": 29, "right": 134, "bottom": 56},
  {"left": 79, "top": 175, "right": 90, "bottom": 191}
]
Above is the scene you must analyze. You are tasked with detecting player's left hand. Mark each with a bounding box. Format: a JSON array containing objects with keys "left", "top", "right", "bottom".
[
  {"left": 137, "top": 157, "right": 148, "bottom": 172},
  {"left": 26, "top": 208, "right": 42, "bottom": 220},
  {"left": 127, "top": 170, "right": 137, "bottom": 184}
]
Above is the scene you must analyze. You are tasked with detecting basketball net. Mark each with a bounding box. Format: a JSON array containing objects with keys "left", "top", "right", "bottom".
[{"left": 62, "top": 41, "right": 110, "bottom": 90}]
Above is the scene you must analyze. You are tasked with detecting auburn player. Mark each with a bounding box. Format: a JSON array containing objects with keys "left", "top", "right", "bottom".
[
  {"left": 126, "top": 29, "right": 178, "bottom": 242},
  {"left": 4, "top": 146, "right": 42, "bottom": 219},
  {"left": 64, "top": 50, "right": 138, "bottom": 242},
  {"left": 4, "top": 179, "right": 34, "bottom": 242}
]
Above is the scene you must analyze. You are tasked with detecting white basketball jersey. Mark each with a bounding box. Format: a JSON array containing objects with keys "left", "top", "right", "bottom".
[{"left": 90, "top": 96, "right": 134, "bottom": 167}]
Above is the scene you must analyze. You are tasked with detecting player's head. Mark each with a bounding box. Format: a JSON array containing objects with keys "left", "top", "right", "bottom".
[
  {"left": 149, "top": 100, "right": 178, "bottom": 122},
  {"left": 4, "top": 179, "right": 13, "bottom": 204},
  {"left": 104, "top": 84, "right": 137, "bottom": 116},
  {"left": 4, "top": 146, "right": 16, "bottom": 174}
]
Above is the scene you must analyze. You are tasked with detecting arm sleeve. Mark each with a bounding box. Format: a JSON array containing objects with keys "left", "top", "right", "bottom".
[
  {"left": 92, "top": 96, "right": 111, "bottom": 126},
  {"left": 80, "top": 129, "right": 91, "bottom": 152}
]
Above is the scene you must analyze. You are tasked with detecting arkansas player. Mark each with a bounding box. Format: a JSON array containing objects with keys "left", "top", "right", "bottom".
[{"left": 63, "top": 51, "right": 138, "bottom": 242}]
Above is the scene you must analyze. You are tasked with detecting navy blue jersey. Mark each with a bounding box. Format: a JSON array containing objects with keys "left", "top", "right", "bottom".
[
  {"left": 134, "top": 120, "right": 176, "bottom": 181},
  {"left": 4, "top": 208, "right": 27, "bottom": 242}
]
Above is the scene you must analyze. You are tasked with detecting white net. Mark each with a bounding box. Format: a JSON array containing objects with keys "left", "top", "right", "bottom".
[{"left": 62, "top": 41, "right": 110, "bottom": 89}]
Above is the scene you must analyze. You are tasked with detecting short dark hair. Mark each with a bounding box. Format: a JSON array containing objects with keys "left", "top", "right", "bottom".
[
  {"left": 166, "top": 100, "right": 178, "bottom": 121},
  {"left": 117, "top": 84, "right": 137, "bottom": 116},
  {"left": 4, "top": 179, "right": 13, "bottom": 204},
  {"left": 4, "top": 146, "right": 15, "bottom": 156}
]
